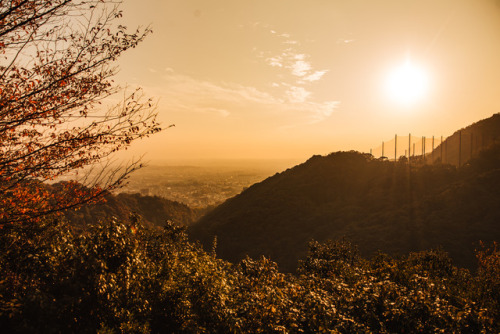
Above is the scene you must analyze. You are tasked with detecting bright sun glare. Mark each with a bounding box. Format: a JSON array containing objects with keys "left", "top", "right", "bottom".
[{"left": 386, "top": 60, "right": 429, "bottom": 106}]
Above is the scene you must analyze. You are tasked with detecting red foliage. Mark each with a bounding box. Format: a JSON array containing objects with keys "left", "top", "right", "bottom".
[{"left": 0, "top": 1, "right": 161, "bottom": 225}]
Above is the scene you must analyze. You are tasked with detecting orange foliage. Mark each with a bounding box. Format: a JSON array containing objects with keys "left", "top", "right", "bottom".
[{"left": 0, "top": 1, "right": 161, "bottom": 225}]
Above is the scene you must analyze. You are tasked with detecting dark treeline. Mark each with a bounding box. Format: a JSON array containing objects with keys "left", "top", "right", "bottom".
[
  {"left": 0, "top": 218, "right": 498, "bottom": 333},
  {"left": 63, "top": 191, "right": 199, "bottom": 228}
]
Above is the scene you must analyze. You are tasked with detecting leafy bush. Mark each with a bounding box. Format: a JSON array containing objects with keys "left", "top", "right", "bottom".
[{"left": 1, "top": 219, "right": 498, "bottom": 333}]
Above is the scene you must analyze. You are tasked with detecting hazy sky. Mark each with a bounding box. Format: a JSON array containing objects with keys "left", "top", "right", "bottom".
[{"left": 114, "top": 0, "right": 500, "bottom": 161}]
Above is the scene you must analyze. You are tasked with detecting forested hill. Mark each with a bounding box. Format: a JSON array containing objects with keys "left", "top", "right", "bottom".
[
  {"left": 65, "top": 192, "right": 198, "bottom": 228},
  {"left": 432, "top": 113, "right": 500, "bottom": 166},
  {"left": 189, "top": 144, "right": 500, "bottom": 272}
]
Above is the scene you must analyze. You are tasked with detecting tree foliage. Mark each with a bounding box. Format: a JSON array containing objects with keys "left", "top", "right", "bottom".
[
  {"left": 1, "top": 217, "right": 498, "bottom": 333},
  {"left": 0, "top": 0, "right": 161, "bottom": 225},
  {"left": 63, "top": 190, "right": 198, "bottom": 228}
]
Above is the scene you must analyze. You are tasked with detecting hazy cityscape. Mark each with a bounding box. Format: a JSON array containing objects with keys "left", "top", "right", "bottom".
[{"left": 118, "top": 159, "right": 299, "bottom": 208}]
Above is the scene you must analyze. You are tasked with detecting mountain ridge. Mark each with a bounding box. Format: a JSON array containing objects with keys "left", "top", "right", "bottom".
[{"left": 189, "top": 114, "right": 500, "bottom": 272}]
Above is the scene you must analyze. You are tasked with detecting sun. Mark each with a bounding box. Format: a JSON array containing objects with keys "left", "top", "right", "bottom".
[{"left": 385, "top": 59, "right": 429, "bottom": 106}]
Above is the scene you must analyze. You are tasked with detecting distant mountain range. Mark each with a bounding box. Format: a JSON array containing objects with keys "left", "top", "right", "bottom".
[{"left": 189, "top": 114, "right": 500, "bottom": 272}]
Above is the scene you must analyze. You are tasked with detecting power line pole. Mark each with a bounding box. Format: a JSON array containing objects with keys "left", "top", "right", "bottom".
[
  {"left": 395, "top": 134, "right": 397, "bottom": 161},
  {"left": 408, "top": 133, "right": 411, "bottom": 164},
  {"left": 458, "top": 130, "right": 462, "bottom": 167},
  {"left": 441, "top": 135, "right": 443, "bottom": 163},
  {"left": 470, "top": 132, "right": 473, "bottom": 160},
  {"left": 422, "top": 136, "right": 426, "bottom": 163},
  {"left": 432, "top": 136, "right": 435, "bottom": 163},
  {"left": 445, "top": 139, "right": 448, "bottom": 164}
]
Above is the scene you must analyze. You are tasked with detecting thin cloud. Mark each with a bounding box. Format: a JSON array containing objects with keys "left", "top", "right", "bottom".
[
  {"left": 252, "top": 26, "right": 332, "bottom": 111},
  {"left": 141, "top": 69, "right": 338, "bottom": 125},
  {"left": 316, "top": 101, "right": 340, "bottom": 118},
  {"left": 336, "top": 38, "right": 356, "bottom": 44},
  {"left": 266, "top": 56, "right": 283, "bottom": 67},
  {"left": 291, "top": 60, "right": 312, "bottom": 77},
  {"left": 303, "top": 70, "right": 328, "bottom": 82},
  {"left": 286, "top": 86, "right": 311, "bottom": 103}
]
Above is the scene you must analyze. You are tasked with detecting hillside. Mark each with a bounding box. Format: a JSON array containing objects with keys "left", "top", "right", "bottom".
[
  {"left": 190, "top": 115, "right": 500, "bottom": 272},
  {"left": 65, "top": 192, "right": 198, "bottom": 228},
  {"left": 431, "top": 113, "right": 500, "bottom": 166}
]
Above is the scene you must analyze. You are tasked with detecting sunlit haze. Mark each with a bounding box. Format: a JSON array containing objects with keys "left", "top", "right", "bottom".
[{"left": 114, "top": 0, "right": 500, "bottom": 162}]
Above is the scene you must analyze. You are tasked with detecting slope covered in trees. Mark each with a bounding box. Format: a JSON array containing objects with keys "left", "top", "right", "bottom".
[
  {"left": 64, "top": 190, "right": 198, "bottom": 228},
  {"left": 190, "top": 118, "right": 500, "bottom": 271},
  {"left": 431, "top": 113, "right": 500, "bottom": 166}
]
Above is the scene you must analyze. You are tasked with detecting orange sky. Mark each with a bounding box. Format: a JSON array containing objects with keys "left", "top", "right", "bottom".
[{"left": 113, "top": 0, "right": 500, "bottom": 161}]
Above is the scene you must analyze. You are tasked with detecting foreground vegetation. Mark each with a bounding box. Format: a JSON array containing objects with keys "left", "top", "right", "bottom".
[{"left": 1, "top": 218, "right": 498, "bottom": 333}]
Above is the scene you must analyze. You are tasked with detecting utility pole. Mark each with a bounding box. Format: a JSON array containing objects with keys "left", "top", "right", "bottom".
[
  {"left": 382, "top": 141, "right": 385, "bottom": 158},
  {"left": 441, "top": 136, "right": 443, "bottom": 163},
  {"left": 408, "top": 133, "right": 411, "bottom": 164},
  {"left": 458, "top": 130, "right": 462, "bottom": 167},
  {"left": 445, "top": 139, "right": 448, "bottom": 164},
  {"left": 422, "top": 136, "right": 426, "bottom": 163},
  {"left": 395, "top": 134, "right": 397, "bottom": 161},
  {"left": 470, "top": 133, "right": 473, "bottom": 160},
  {"left": 432, "top": 136, "right": 435, "bottom": 163}
]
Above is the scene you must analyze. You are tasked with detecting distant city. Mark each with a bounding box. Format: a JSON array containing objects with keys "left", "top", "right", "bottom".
[{"left": 118, "top": 159, "right": 300, "bottom": 208}]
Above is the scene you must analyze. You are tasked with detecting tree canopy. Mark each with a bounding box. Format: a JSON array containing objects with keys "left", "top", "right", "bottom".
[{"left": 1, "top": 217, "right": 498, "bottom": 332}]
